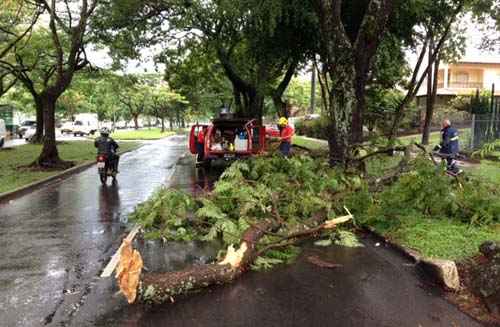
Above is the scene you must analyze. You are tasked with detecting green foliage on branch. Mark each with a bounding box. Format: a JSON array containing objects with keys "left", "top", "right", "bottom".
[
  {"left": 362, "top": 157, "right": 500, "bottom": 229},
  {"left": 131, "top": 155, "right": 363, "bottom": 269}
]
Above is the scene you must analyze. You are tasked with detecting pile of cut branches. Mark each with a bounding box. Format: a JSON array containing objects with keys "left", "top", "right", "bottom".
[{"left": 119, "top": 155, "right": 364, "bottom": 303}]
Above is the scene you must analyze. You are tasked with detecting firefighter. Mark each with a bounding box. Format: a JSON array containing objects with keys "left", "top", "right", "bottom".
[
  {"left": 196, "top": 126, "right": 207, "bottom": 162},
  {"left": 277, "top": 117, "right": 294, "bottom": 156},
  {"left": 435, "top": 118, "right": 460, "bottom": 174}
]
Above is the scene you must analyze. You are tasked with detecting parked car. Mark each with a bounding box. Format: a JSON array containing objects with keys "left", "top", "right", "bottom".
[
  {"left": 0, "top": 119, "right": 6, "bottom": 148},
  {"left": 24, "top": 124, "right": 37, "bottom": 141},
  {"left": 72, "top": 113, "right": 98, "bottom": 136},
  {"left": 189, "top": 117, "right": 266, "bottom": 166},
  {"left": 60, "top": 121, "right": 74, "bottom": 134},
  {"left": 18, "top": 120, "right": 37, "bottom": 138}
]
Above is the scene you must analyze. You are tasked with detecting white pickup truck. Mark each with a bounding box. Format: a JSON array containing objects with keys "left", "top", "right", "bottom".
[{"left": 71, "top": 113, "right": 99, "bottom": 136}]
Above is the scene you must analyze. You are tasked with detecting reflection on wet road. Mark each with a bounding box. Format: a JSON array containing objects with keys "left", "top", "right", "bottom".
[{"left": 0, "top": 136, "right": 186, "bottom": 327}]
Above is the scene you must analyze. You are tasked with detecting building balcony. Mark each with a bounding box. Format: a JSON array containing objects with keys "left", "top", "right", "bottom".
[{"left": 448, "top": 82, "right": 483, "bottom": 89}]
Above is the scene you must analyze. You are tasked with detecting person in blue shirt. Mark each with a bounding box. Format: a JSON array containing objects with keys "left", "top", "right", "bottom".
[{"left": 435, "top": 119, "right": 460, "bottom": 174}]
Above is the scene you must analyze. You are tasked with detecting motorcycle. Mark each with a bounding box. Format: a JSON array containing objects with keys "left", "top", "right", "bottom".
[{"left": 97, "top": 154, "right": 117, "bottom": 185}]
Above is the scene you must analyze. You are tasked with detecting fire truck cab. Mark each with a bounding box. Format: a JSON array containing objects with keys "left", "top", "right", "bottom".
[{"left": 189, "top": 118, "right": 266, "bottom": 166}]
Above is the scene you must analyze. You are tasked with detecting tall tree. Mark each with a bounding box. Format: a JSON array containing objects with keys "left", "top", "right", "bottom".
[
  {"left": 118, "top": 76, "right": 151, "bottom": 130},
  {"left": 389, "top": 0, "right": 467, "bottom": 139},
  {"left": 0, "top": 0, "right": 98, "bottom": 168},
  {"left": 93, "top": 0, "right": 318, "bottom": 121},
  {"left": 0, "top": 1, "right": 42, "bottom": 98},
  {"left": 160, "top": 44, "right": 233, "bottom": 119},
  {"left": 149, "top": 87, "right": 185, "bottom": 132},
  {"left": 314, "top": 0, "right": 394, "bottom": 165}
]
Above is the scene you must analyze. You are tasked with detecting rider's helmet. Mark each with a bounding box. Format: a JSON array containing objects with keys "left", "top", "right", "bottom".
[
  {"left": 100, "top": 127, "right": 110, "bottom": 136},
  {"left": 278, "top": 117, "right": 288, "bottom": 126}
]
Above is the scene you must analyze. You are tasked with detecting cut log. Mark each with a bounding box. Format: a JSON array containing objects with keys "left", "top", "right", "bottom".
[
  {"left": 116, "top": 214, "right": 352, "bottom": 304},
  {"left": 101, "top": 225, "right": 141, "bottom": 278}
]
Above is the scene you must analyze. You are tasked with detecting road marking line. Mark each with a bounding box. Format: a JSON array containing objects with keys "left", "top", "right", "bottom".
[{"left": 100, "top": 225, "right": 141, "bottom": 278}]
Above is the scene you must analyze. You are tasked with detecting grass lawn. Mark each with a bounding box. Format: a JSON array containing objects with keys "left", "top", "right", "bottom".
[
  {"left": 399, "top": 128, "right": 471, "bottom": 148},
  {"left": 111, "top": 128, "right": 176, "bottom": 140},
  {"left": 467, "top": 159, "right": 500, "bottom": 185},
  {"left": 293, "top": 136, "right": 328, "bottom": 151},
  {"left": 0, "top": 141, "right": 139, "bottom": 194},
  {"left": 378, "top": 217, "right": 500, "bottom": 260}
]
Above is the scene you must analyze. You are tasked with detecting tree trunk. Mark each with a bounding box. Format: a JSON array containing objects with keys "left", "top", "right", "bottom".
[
  {"left": 116, "top": 214, "right": 352, "bottom": 304},
  {"left": 389, "top": 3, "right": 463, "bottom": 139},
  {"left": 422, "top": 37, "right": 440, "bottom": 145},
  {"left": 133, "top": 115, "right": 139, "bottom": 130},
  {"left": 351, "top": 78, "right": 365, "bottom": 143},
  {"left": 35, "top": 96, "right": 71, "bottom": 168},
  {"left": 33, "top": 96, "right": 44, "bottom": 143},
  {"left": 272, "top": 95, "right": 288, "bottom": 118},
  {"left": 175, "top": 109, "right": 181, "bottom": 129},
  {"left": 161, "top": 117, "right": 165, "bottom": 133},
  {"left": 246, "top": 88, "right": 264, "bottom": 123},
  {"left": 233, "top": 87, "right": 244, "bottom": 117},
  {"left": 327, "top": 75, "right": 356, "bottom": 166},
  {"left": 310, "top": 64, "right": 317, "bottom": 114},
  {"left": 272, "top": 60, "right": 298, "bottom": 118}
]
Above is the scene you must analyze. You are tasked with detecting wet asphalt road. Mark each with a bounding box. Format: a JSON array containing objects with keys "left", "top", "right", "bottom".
[
  {"left": 0, "top": 136, "right": 186, "bottom": 327},
  {"left": 0, "top": 136, "right": 484, "bottom": 327}
]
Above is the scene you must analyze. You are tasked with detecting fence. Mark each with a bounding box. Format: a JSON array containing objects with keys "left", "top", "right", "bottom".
[{"left": 470, "top": 100, "right": 500, "bottom": 149}]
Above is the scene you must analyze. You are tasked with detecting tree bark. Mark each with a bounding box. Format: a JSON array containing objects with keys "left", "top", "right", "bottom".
[
  {"left": 272, "top": 60, "right": 298, "bottom": 118},
  {"left": 35, "top": 95, "right": 71, "bottom": 168},
  {"left": 315, "top": 0, "right": 394, "bottom": 166},
  {"left": 116, "top": 214, "right": 352, "bottom": 304},
  {"left": 161, "top": 117, "right": 165, "bottom": 133},
  {"left": 327, "top": 73, "right": 357, "bottom": 166},
  {"left": 351, "top": 77, "right": 365, "bottom": 143},
  {"left": 422, "top": 39, "right": 440, "bottom": 145},
  {"left": 133, "top": 114, "right": 139, "bottom": 130},
  {"left": 248, "top": 89, "right": 264, "bottom": 124},
  {"left": 389, "top": 1, "right": 464, "bottom": 139},
  {"left": 33, "top": 96, "right": 44, "bottom": 143},
  {"left": 310, "top": 64, "right": 317, "bottom": 114}
]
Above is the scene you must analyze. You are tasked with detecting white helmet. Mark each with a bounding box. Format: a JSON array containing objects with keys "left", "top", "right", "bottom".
[{"left": 100, "top": 127, "right": 110, "bottom": 136}]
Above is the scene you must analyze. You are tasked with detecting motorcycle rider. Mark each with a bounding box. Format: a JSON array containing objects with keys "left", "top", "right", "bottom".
[{"left": 94, "top": 127, "right": 120, "bottom": 173}]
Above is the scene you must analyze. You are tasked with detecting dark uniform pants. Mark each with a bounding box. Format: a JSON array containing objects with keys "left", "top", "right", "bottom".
[
  {"left": 279, "top": 141, "right": 291, "bottom": 156},
  {"left": 196, "top": 142, "right": 204, "bottom": 161}
]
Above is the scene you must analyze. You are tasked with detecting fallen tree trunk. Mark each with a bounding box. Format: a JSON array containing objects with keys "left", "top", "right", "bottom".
[{"left": 116, "top": 214, "right": 352, "bottom": 304}]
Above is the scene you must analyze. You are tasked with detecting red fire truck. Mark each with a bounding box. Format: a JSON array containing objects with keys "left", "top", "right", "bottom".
[{"left": 189, "top": 117, "right": 268, "bottom": 166}]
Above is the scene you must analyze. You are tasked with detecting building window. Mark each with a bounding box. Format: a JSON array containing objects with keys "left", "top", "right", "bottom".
[{"left": 456, "top": 72, "right": 469, "bottom": 84}]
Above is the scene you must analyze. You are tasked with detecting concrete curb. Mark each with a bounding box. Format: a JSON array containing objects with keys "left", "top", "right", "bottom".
[
  {"left": 0, "top": 146, "right": 142, "bottom": 204},
  {"left": 363, "top": 226, "right": 460, "bottom": 291}
]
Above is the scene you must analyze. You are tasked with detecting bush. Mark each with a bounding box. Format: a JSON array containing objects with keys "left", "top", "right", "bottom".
[
  {"left": 362, "top": 157, "right": 500, "bottom": 227},
  {"left": 295, "top": 116, "right": 329, "bottom": 140}
]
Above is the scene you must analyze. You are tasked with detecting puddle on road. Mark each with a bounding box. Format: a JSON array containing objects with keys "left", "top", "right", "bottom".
[
  {"left": 133, "top": 239, "right": 222, "bottom": 273},
  {"left": 168, "top": 155, "right": 226, "bottom": 194},
  {"left": 131, "top": 155, "right": 226, "bottom": 274}
]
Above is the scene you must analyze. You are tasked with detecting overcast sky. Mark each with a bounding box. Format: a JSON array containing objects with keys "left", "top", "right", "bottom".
[{"left": 87, "top": 14, "right": 499, "bottom": 77}]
